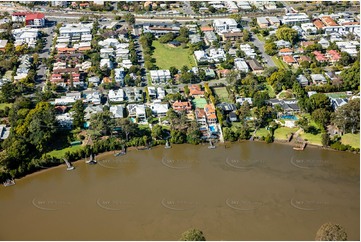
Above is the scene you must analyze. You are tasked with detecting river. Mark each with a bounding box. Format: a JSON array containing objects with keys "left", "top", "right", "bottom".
[{"left": 0, "top": 142, "right": 359, "bottom": 240}]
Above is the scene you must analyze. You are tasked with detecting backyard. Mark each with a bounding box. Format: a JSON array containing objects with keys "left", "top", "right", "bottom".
[
  {"left": 47, "top": 145, "right": 84, "bottom": 159},
  {"left": 274, "top": 127, "right": 299, "bottom": 140},
  {"left": 152, "top": 41, "right": 196, "bottom": 69},
  {"left": 212, "top": 87, "right": 231, "bottom": 103},
  {"left": 341, "top": 133, "right": 360, "bottom": 149}
]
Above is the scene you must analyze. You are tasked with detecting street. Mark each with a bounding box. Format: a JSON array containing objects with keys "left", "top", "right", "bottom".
[{"left": 251, "top": 33, "right": 276, "bottom": 67}]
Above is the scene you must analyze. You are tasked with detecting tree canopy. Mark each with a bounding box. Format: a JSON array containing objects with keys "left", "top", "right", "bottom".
[
  {"left": 180, "top": 228, "right": 206, "bottom": 241},
  {"left": 315, "top": 223, "right": 347, "bottom": 241}
]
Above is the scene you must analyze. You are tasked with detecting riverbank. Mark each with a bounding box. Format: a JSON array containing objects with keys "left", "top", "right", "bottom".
[{"left": 6, "top": 139, "right": 358, "bottom": 184}]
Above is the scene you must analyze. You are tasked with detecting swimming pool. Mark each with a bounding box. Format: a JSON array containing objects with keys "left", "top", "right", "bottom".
[
  {"left": 209, "top": 125, "right": 217, "bottom": 132},
  {"left": 280, "top": 115, "right": 298, "bottom": 120}
]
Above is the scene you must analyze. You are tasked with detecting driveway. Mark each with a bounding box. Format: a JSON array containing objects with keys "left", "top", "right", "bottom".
[{"left": 251, "top": 34, "right": 276, "bottom": 67}]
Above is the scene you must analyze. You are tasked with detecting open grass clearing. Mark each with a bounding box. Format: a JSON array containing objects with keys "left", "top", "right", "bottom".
[
  {"left": 212, "top": 87, "right": 231, "bottom": 103},
  {"left": 274, "top": 127, "right": 299, "bottom": 140},
  {"left": 152, "top": 40, "right": 196, "bottom": 69},
  {"left": 47, "top": 145, "right": 84, "bottom": 159},
  {"left": 341, "top": 133, "right": 360, "bottom": 149}
]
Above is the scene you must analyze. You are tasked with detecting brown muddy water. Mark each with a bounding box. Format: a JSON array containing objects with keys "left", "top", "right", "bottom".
[{"left": 0, "top": 142, "right": 359, "bottom": 240}]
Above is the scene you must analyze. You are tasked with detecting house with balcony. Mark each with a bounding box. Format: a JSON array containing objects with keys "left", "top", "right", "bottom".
[
  {"left": 108, "top": 89, "right": 125, "bottom": 102},
  {"left": 172, "top": 101, "right": 192, "bottom": 113}
]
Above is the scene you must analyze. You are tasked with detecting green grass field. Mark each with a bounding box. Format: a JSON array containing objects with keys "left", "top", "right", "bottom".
[
  {"left": 212, "top": 87, "right": 230, "bottom": 102},
  {"left": 255, "top": 128, "right": 270, "bottom": 138},
  {"left": 271, "top": 56, "right": 290, "bottom": 70},
  {"left": 0, "top": 103, "right": 12, "bottom": 110},
  {"left": 47, "top": 145, "right": 84, "bottom": 159},
  {"left": 299, "top": 132, "right": 322, "bottom": 146},
  {"left": 324, "top": 92, "right": 348, "bottom": 99},
  {"left": 265, "top": 84, "right": 276, "bottom": 98},
  {"left": 341, "top": 133, "right": 360, "bottom": 149},
  {"left": 274, "top": 127, "right": 299, "bottom": 140},
  {"left": 152, "top": 41, "right": 196, "bottom": 69}
]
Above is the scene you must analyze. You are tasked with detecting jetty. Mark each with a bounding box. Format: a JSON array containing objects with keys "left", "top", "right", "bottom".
[
  {"left": 3, "top": 179, "right": 15, "bottom": 187},
  {"left": 293, "top": 141, "right": 307, "bottom": 151},
  {"left": 63, "top": 158, "right": 75, "bottom": 170},
  {"left": 86, "top": 153, "right": 97, "bottom": 164},
  {"left": 208, "top": 140, "right": 216, "bottom": 149},
  {"left": 165, "top": 140, "right": 171, "bottom": 149},
  {"left": 114, "top": 146, "right": 126, "bottom": 157}
]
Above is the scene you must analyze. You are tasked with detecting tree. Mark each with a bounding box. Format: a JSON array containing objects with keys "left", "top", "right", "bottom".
[
  {"left": 71, "top": 100, "right": 85, "bottom": 129},
  {"left": 180, "top": 228, "right": 206, "bottom": 241},
  {"left": 186, "top": 121, "right": 202, "bottom": 144},
  {"left": 0, "top": 82, "right": 17, "bottom": 103},
  {"left": 117, "top": 118, "right": 139, "bottom": 141},
  {"left": 151, "top": 124, "right": 164, "bottom": 140},
  {"left": 169, "top": 66, "right": 178, "bottom": 76},
  {"left": 253, "top": 91, "right": 269, "bottom": 108},
  {"left": 243, "top": 29, "right": 251, "bottom": 42},
  {"left": 338, "top": 51, "right": 353, "bottom": 66},
  {"left": 158, "top": 32, "right": 175, "bottom": 43},
  {"left": 321, "top": 132, "right": 330, "bottom": 147},
  {"left": 275, "top": 26, "right": 298, "bottom": 44},
  {"left": 341, "top": 59, "right": 360, "bottom": 90},
  {"left": 331, "top": 98, "right": 360, "bottom": 134},
  {"left": 311, "top": 108, "right": 330, "bottom": 129},
  {"left": 315, "top": 223, "right": 347, "bottom": 241},
  {"left": 309, "top": 93, "right": 331, "bottom": 112},
  {"left": 90, "top": 111, "right": 115, "bottom": 136},
  {"left": 124, "top": 13, "right": 135, "bottom": 26},
  {"left": 264, "top": 42, "right": 277, "bottom": 55}
]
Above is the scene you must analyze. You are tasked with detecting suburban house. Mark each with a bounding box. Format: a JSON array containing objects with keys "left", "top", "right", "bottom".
[
  {"left": 127, "top": 104, "right": 147, "bottom": 123},
  {"left": 85, "top": 92, "right": 101, "bottom": 105},
  {"left": 142, "top": 22, "right": 180, "bottom": 36},
  {"left": 172, "top": 101, "right": 192, "bottom": 113},
  {"left": 246, "top": 59, "right": 264, "bottom": 73},
  {"left": 213, "top": 18, "right": 239, "bottom": 34},
  {"left": 257, "top": 16, "right": 280, "bottom": 28},
  {"left": 195, "top": 108, "right": 207, "bottom": 126},
  {"left": 326, "top": 50, "right": 341, "bottom": 63},
  {"left": 275, "top": 40, "right": 291, "bottom": 48},
  {"left": 267, "top": 99, "right": 300, "bottom": 114},
  {"left": 149, "top": 70, "right": 171, "bottom": 84},
  {"left": 12, "top": 12, "right": 45, "bottom": 27},
  {"left": 189, "top": 84, "right": 204, "bottom": 97},
  {"left": 236, "top": 97, "right": 253, "bottom": 106},
  {"left": 194, "top": 50, "right": 208, "bottom": 63},
  {"left": 278, "top": 48, "right": 294, "bottom": 56},
  {"left": 204, "top": 103, "right": 217, "bottom": 124},
  {"left": 110, "top": 105, "right": 124, "bottom": 118},
  {"left": 283, "top": 55, "right": 297, "bottom": 65},
  {"left": 150, "top": 100, "right": 169, "bottom": 117},
  {"left": 330, "top": 97, "right": 348, "bottom": 110},
  {"left": 282, "top": 13, "right": 310, "bottom": 26},
  {"left": 310, "top": 74, "right": 327, "bottom": 85},
  {"left": 234, "top": 58, "right": 249, "bottom": 73},
  {"left": 220, "top": 31, "right": 243, "bottom": 41},
  {"left": 0, "top": 39, "right": 8, "bottom": 52},
  {"left": 204, "top": 31, "right": 218, "bottom": 45},
  {"left": 108, "top": 89, "right": 125, "bottom": 102},
  {"left": 240, "top": 44, "right": 257, "bottom": 59},
  {"left": 296, "top": 75, "right": 309, "bottom": 87}
]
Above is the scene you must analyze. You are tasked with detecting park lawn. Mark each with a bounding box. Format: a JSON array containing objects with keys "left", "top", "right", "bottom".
[
  {"left": 265, "top": 84, "right": 276, "bottom": 98},
  {"left": 341, "top": 133, "right": 360, "bottom": 149},
  {"left": 256, "top": 128, "right": 269, "bottom": 138},
  {"left": 271, "top": 56, "right": 290, "bottom": 70},
  {"left": 152, "top": 41, "right": 196, "bottom": 69},
  {"left": 274, "top": 127, "right": 298, "bottom": 140},
  {"left": 299, "top": 132, "right": 322, "bottom": 146},
  {"left": 47, "top": 145, "right": 84, "bottom": 159},
  {"left": 213, "top": 87, "right": 230, "bottom": 102},
  {"left": 0, "top": 103, "right": 12, "bottom": 110}
]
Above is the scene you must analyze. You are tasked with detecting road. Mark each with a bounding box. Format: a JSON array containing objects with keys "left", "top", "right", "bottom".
[
  {"left": 182, "top": 1, "right": 194, "bottom": 15},
  {"left": 251, "top": 33, "right": 276, "bottom": 68},
  {"left": 36, "top": 21, "right": 56, "bottom": 87}
]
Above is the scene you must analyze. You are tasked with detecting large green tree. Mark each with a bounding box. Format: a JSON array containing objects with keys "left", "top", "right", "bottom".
[
  {"left": 71, "top": 100, "right": 85, "bottom": 129},
  {"left": 180, "top": 228, "right": 206, "bottom": 241},
  {"left": 331, "top": 98, "right": 360, "bottom": 134},
  {"left": 275, "top": 26, "right": 298, "bottom": 44},
  {"left": 315, "top": 223, "right": 347, "bottom": 241}
]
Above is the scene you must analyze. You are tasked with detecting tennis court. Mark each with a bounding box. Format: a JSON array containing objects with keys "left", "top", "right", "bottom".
[{"left": 192, "top": 97, "right": 208, "bottom": 108}]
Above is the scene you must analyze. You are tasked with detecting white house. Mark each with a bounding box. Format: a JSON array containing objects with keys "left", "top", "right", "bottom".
[
  {"left": 282, "top": 13, "right": 310, "bottom": 26},
  {"left": 114, "top": 68, "right": 125, "bottom": 85},
  {"left": 209, "top": 48, "right": 226, "bottom": 62},
  {"left": 149, "top": 70, "right": 171, "bottom": 84},
  {"left": 110, "top": 105, "right": 124, "bottom": 118},
  {"left": 108, "top": 89, "right": 125, "bottom": 102},
  {"left": 150, "top": 100, "right": 169, "bottom": 117},
  {"left": 234, "top": 58, "right": 249, "bottom": 73},
  {"left": 85, "top": 92, "right": 101, "bottom": 105},
  {"left": 213, "top": 18, "right": 239, "bottom": 33},
  {"left": 194, "top": 50, "right": 208, "bottom": 63}
]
